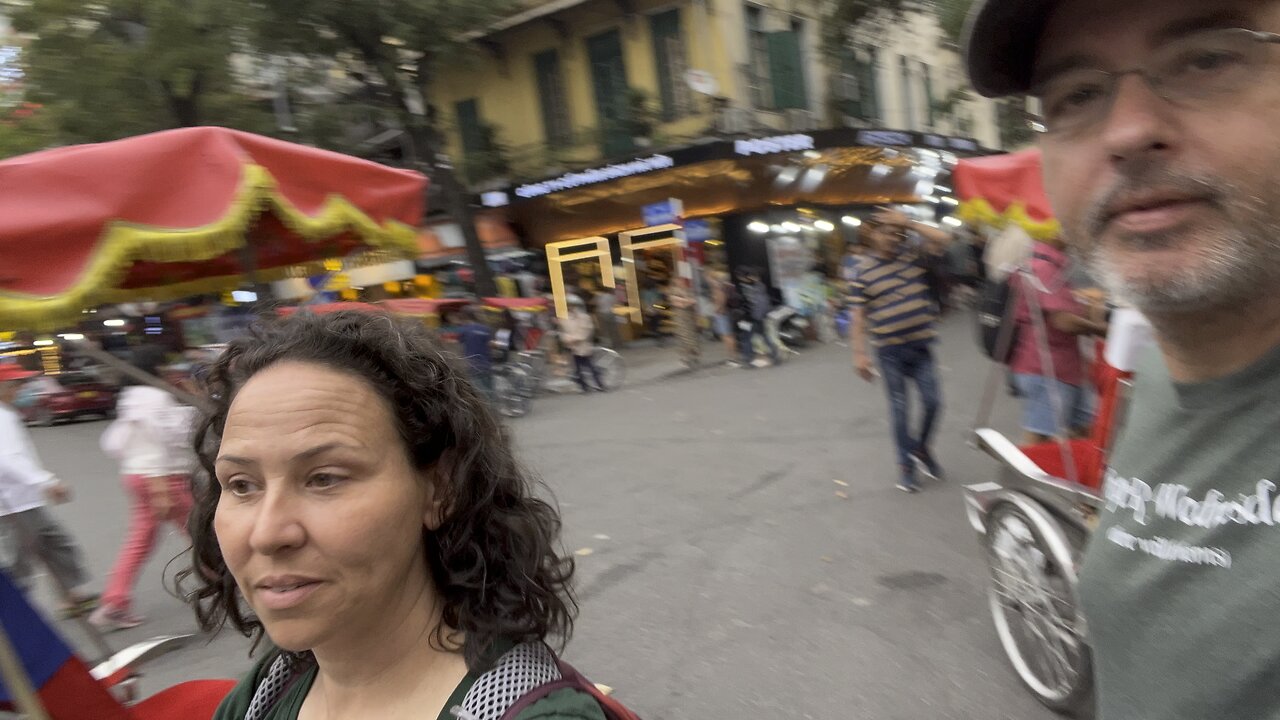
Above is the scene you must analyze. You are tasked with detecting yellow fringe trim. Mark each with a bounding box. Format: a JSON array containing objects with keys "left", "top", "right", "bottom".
[
  {"left": 957, "top": 198, "right": 1062, "bottom": 241},
  {"left": 1, "top": 164, "right": 419, "bottom": 332}
]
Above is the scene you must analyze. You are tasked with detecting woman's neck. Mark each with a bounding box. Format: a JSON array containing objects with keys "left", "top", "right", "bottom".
[{"left": 303, "top": 581, "right": 470, "bottom": 719}]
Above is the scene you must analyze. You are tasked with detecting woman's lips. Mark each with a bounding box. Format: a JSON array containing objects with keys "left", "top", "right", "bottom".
[{"left": 255, "top": 581, "right": 324, "bottom": 611}]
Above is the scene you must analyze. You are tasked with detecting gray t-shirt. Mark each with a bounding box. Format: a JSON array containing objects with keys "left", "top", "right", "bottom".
[{"left": 1080, "top": 340, "right": 1280, "bottom": 719}]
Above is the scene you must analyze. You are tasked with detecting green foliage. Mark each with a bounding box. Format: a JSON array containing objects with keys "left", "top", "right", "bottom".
[
  {"left": 933, "top": 0, "right": 976, "bottom": 47},
  {"left": 8, "top": 0, "right": 271, "bottom": 144}
]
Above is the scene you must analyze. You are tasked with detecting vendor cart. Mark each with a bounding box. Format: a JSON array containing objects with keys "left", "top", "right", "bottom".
[
  {"left": 0, "top": 126, "right": 426, "bottom": 719},
  {"left": 954, "top": 150, "right": 1154, "bottom": 715}
]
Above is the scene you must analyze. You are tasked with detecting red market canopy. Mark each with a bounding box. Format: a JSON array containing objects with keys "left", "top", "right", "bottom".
[
  {"left": 379, "top": 298, "right": 471, "bottom": 317},
  {"left": 481, "top": 296, "right": 548, "bottom": 312},
  {"left": 953, "top": 149, "right": 1060, "bottom": 239},
  {"left": 0, "top": 127, "right": 426, "bottom": 331}
]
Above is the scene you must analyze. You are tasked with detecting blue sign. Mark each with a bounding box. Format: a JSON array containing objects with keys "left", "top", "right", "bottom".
[
  {"left": 683, "top": 219, "right": 713, "bottom": 243},
  {"left": 642, "top": 199, "right": 683, "bottom": 226}
]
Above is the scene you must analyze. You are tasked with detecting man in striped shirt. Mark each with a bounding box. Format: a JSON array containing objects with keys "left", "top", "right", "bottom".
[{"left": 851, "top": 208, "right": 953, "bottom": 493}]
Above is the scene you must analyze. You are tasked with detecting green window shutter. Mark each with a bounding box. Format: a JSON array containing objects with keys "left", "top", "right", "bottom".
[
  {"left": 455, "top": 99, "right": 484, "bottom": 155},
  {"left": 864, "top": 48, "right": 880, "bottom": 121},
  {"left": 767, "top": 30, "right": 807, "bottom": 110},
  {"left": 650, "top": 9, "right": 685, "bottom": 121},
  {"left": 587, "top": 29, "right": 633, "bottom": 157},
  {"left": 922, "top": 62, "right": 935, "bottom": 126},
  {"left": 534, "top": 50, "right": 571, "bottom": 147}
]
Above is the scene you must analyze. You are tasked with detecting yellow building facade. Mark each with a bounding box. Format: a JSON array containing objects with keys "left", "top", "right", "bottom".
[{"left": 429, "top": 0, "right": 805, "bottom": 185}]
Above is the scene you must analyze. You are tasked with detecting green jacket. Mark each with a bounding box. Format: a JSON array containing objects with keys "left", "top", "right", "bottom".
[{"left": 212, "top": 650, "right": 607, "bottom": 720}]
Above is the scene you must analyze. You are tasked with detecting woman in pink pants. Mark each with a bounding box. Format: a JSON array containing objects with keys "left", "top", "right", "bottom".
[{"left": 89, "top": 348, "right": 196, "bottom": 631}]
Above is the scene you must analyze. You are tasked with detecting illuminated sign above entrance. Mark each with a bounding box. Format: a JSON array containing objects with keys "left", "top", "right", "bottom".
[{"left": 494, "top": 128, "right": 991, "bottom": 205}]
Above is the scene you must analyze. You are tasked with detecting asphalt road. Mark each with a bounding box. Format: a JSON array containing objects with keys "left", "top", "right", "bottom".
[{"left": 28, "top": 312, "right": 1057, "bottom": 720}]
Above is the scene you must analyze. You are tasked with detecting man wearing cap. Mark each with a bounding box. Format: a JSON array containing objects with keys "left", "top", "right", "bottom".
[
  {"left": 0, "top": 363, "right": 95, "bottom": 613},
  {"left": 967, "top": 0, "right": 1280, "bottom": 716}
]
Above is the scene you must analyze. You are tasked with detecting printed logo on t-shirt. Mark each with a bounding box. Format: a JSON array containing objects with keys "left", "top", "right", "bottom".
[{"left": 1099, "top": 468, "right": 1280, "bottom": 570}]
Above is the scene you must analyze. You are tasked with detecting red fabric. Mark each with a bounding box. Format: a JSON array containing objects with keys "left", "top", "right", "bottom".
[
  {"left": 483, "top": 297, "right": 549, "bottom": 310},
  {"left": 100, "top": 475, "right": 193, "bottom": 614},
  {"left": 23, "top": 657, "right": 132, "bottom": 720},
  {"left": 1009, "top": 243, "right": 1086, "bottom": 385},
  {"left": 0, "top": 127, "right": 426, "bottom": 298},
  {"left": 1018, "top": 346, "right": 1133, "bottom": 492},
  {"left": 130, "top": 679, "right": 236, "bottom": 720},
  {"left": 381, "top": 298, "right": 471, "bottom": 316},
  {"left": 953, "top": 149, "right": 1055, "bottom": 221}
]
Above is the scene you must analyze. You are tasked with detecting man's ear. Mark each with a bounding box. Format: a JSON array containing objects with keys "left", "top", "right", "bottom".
[{"left": 421, "top": 451, "right": 452, "bottom": 531}]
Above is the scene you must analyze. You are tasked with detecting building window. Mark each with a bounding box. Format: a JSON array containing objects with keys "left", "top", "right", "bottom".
[
  {"left": 839, "top": 47, "right": 879, "bottom": 123},
  {"left": 899, "top": 55, "right": 915, "bottom": 129},
  {"left": 921, "top": 61, "right": 935, "bottom": 128},
  {"left": 745, "top": 5, "right": 772, "bottom": 109},
  {"left": 650, "top": 9, "right": 694, "bottom": 121},
  {"left": 534, "top": 50, "right": 572, "bottom": 147},
  {"left": 455, "top": 98, "right": 485, "bottom": 156},
  {"left": 586, "top": 28, "right": 633, "bottom": 158}
]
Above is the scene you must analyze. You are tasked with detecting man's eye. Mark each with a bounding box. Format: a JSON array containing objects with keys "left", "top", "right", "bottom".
[
  {"left": 1177, "top": 49, "right": 1245, "bottom": 75},
  {"left": 1048, "top": 84, "right": 1107, "bottom": 118}
]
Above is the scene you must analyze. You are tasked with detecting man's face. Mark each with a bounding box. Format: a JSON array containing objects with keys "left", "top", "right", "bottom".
[
  {"left": 867, "top": 223, "right": 907, "bottom": 255},
  {"left": 1037, "top": 0, "right": 1280, "bottom": 315}
]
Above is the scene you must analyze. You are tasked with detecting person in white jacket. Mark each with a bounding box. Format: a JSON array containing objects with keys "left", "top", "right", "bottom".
[
  {"left": 558, "top": 295, "right": 605, "bottom": 392},
  {"left": 89, "top": 347, "right": 197, "bottom": 631},
  {"left": 0, "top": 363, "right": 96, "bottom": 616}
]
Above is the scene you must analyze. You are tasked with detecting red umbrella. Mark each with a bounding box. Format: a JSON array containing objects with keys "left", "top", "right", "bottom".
[
  {"left": 0, "top": 127, "right": 426, "bottom": 330},
  {"left": 953, "top": 148, "right": 1061, "bottom": 239}
]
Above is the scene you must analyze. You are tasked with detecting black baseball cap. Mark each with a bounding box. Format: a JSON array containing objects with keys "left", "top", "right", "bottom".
[{"left": 964, "top": 0, "right": 1059, "bottom": 97}]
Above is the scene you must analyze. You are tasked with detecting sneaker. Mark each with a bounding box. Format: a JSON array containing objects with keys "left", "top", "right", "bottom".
[
  {"left": 911, "top": 448, "right": 946, "bottom": 482},
  {"left": 87, "top": 606, "right": 145, "bottom": 632},
  {"left": 58, "top": 594, "right": 99, "bottom": 620},
  {"left": 896, "top": 482, "right": 920, "bottom": 494},
  {"left": 751, "top": 358, "right": 771, "bottom": 368}
]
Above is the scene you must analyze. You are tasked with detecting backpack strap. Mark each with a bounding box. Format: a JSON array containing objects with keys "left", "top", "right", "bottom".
[
  {"left": 453, "top": 642, "right": 563, "bottom": 720},
  {"left": 244, "top": 652, "right": 313, "bottom": 720}
]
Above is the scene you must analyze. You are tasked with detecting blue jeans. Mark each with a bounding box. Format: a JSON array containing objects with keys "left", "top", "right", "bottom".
[{"left": 876, "top": 341, "right": 943, "bottom": 478}]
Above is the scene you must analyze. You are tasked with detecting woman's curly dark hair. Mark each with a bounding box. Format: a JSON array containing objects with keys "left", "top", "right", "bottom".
[{"left": 176, "top": 310, "right": 576, "bottom": 671}]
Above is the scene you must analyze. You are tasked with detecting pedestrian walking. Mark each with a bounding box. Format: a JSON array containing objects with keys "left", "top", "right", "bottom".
[
  {"left": 0, "top": 363, "right": 96, "bottom": 616},
  {"left": 740, "top": 270, "right": 780, "bottom": 367},
  {"left": 850, "top": 208, "right": 953, "bottom": 493},
  {"left": 708, "top": 270, "right": 738, "bottom": 364},
  {"left": 90, "top": 346, "right": 197, "bottom": 631},
  {"left": 183, "top": 311, "right": 627, "bottom": 720},
  {"left": 456, "top": 308, "right": 497, "bottom": 400},
  {"left": 967, "top": 1, "right": 1280, "bottom": 716},
  {"left": 593, "top": 284, "right": 620, "bottom": 350},
  {"left": 559, "top": 295, "right": 605, "bottom": 392}
]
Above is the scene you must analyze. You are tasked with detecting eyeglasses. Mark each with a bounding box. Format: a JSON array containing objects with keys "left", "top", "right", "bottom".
[{"left": 1028, "top": 27, "right": 1280, "bottom": 136}]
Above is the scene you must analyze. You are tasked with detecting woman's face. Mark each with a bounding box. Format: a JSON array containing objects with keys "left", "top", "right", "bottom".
[{"left": 213, "top": 361, "right": 439, "bottom": 653}]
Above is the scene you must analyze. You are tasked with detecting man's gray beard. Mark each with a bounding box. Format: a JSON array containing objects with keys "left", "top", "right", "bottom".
[{"left": 1078, "top": 173, "right": 1280, "bottom": 317}]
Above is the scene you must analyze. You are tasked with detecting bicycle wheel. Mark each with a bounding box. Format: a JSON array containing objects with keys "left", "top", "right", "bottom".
[
  {"left": 592, "top": 347, "right": 626, "bottom": 389},
  {"left": 493, "top": 366, "right": 531, "bottom": 418},
  {"left": 985, "top": 499, "right": 1093, "bottom": 715}
]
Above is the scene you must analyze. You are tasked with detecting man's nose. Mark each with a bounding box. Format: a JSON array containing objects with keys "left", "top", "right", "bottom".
[{"left": 1097, "top": 74, "right": 1176, "bottom": 164}]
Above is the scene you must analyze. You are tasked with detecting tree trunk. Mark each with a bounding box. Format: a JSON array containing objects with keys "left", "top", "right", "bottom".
[{"left": 364, "top": 49, "right": 498, "bottom": 297}]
